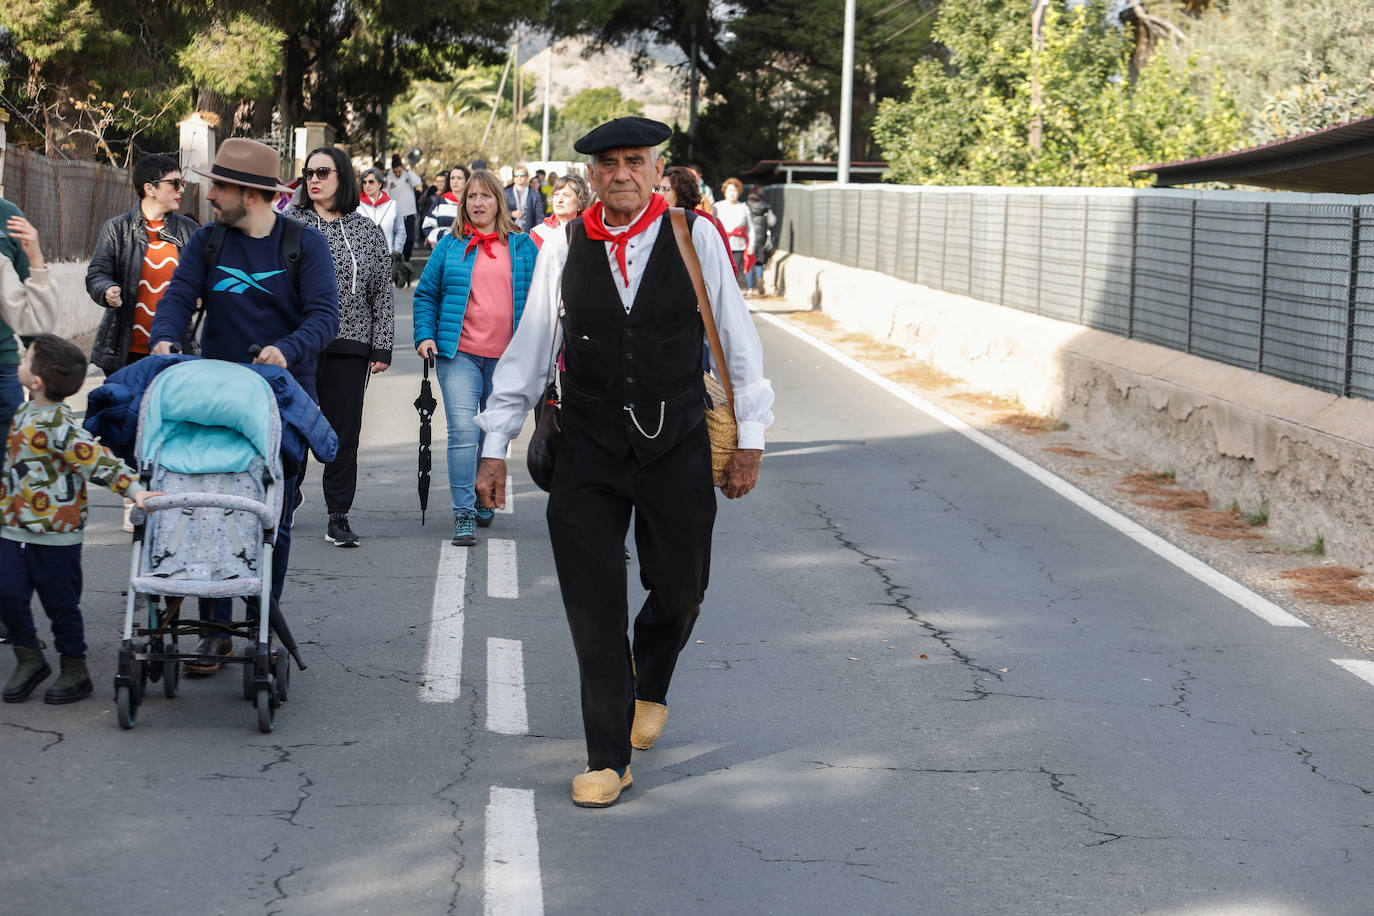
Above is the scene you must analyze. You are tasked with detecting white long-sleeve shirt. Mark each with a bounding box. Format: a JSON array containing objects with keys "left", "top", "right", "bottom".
[{"left": 474, "top": 206, "right": 775, "bottom": 457}]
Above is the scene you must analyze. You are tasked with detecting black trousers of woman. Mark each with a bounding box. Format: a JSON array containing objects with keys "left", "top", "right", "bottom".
[
  {"left": 308, "top": 351, "right": 370, "bottom": 515},
  {"left": 546, "top": 418, "right": 717, "bottom": 772}
]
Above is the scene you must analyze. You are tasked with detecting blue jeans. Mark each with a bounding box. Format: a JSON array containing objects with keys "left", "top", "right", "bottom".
[
  {"left": 0, "top": 364, "right": 21, "bottom": 435},
  {"left": 745, "top": 262, "right": 764, "bottom": 290},
  {"left": 435, "top": 351, "right": 498, "bottom": 517}
]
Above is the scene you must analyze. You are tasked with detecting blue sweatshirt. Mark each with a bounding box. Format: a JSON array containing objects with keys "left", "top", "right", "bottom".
[{"left": 148, "top": 216, "right": 339, "bottom": 400}]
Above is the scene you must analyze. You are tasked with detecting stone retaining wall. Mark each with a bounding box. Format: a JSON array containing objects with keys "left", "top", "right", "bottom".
[{"left": 769, "top": 251, "right": 1374, "bottom": 568}]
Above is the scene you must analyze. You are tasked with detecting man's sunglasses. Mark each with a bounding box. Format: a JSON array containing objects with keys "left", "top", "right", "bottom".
[
  {"left": 301, "top": 167, "right": 336, "bottom": 181},
  {"left": 151, "top": 178, "right": 186, "bottom": 191}
]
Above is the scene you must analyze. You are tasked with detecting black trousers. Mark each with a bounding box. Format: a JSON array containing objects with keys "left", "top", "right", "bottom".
[
  {"left": 546, "top": 418, "right": 716, "bottom": 772},
  {"left": 402, "top": 215, "right": 416, "bottom": 261},
  {"left": 305, "top": 351, "right": 370, "bottom": 516}
]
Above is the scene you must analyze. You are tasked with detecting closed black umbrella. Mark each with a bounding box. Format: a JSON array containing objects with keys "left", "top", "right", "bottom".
[{"left": 414, "top": 356, "right": 437, "bottom": 524}]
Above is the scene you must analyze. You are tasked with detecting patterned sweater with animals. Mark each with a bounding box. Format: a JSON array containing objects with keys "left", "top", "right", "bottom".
[{"left": 2, "top": 401, "right": 145, "bottom": 546}]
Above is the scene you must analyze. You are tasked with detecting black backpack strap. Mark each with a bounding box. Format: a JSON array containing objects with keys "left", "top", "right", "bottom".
[
  {"left": 278, "top": 215, "right": 304, "bottom": 292},
  {"left": 203, "top": 222, "right": 229, "bottom": 274}
]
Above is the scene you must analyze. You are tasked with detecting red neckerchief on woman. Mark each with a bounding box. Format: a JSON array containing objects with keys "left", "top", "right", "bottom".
[
  {"left": 463, "top": 224, "right": 500, "bottom": 259},
  {"left": 541, "top": 214, "right": 559, "bottom": 229},
  {"left": 360, "top": 191, "right": 391, "bottom": 206},
  {"left": 582, "top": 193, "right": 668, "bottom": 288}
]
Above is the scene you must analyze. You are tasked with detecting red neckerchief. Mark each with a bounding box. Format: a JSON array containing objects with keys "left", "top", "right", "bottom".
[
  {"left": 541, "top": 215, "right": 559, "bottom": 229},
  {"left": 441, "top": 191, "right": 460, "bottom": 203},
  {"left": 360, "top": 191, "right": 391, "bottom": 206},
  {"left": 582, "top": 194, "right": 669, "bottom": 287},
  {"left": 727, "top": 225, "right": 748, "bottom": 239},
  {"left": 463, "top": 224, "right": 500, "bottom": 259}
]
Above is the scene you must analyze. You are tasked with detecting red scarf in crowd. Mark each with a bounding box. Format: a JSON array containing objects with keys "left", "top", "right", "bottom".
[
  {"left": 582, "top": 193, "right": 669, "bottom": 287},
  {"left": 359, "top": 191, "right": 392, "bottom": 206},
  {"left": 463, "top": 224, "right": 500, "bottom": 259}
]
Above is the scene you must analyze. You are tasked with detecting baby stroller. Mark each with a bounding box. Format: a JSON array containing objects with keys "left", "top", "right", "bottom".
[{"left": 114, "top": 360, "right": 305, "bottom": 732}]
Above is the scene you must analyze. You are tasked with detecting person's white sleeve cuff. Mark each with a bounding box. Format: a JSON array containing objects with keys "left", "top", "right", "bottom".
[
  {"left": 737, "top": 420, "right": 766, "bottom": 451},
  {"left": 480, "top": 434, "right": 513, "bottom": 460}
]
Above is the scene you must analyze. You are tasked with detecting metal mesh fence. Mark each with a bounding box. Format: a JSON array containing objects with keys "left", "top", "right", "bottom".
[
  {"left": 764, "top": 184, "right": 1374, "bottom": 399},
  {"left": 4, "top": 147, "right": 134, "bottom": 261}
]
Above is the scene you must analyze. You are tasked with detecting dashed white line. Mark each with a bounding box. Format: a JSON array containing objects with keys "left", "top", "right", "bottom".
[
  {"left": 486, "top": 638, "right": 529, "bottom": 735},
  {"left": 759, "top": 312, "right": 1310, "bottom": 628},
  {"left": 1332, "top": 658, "right": 1374, "bottom": 686},
  {"left": 419, "top": 541, "right": 467, "bottom": 704},
  {"left": 484, "top": 787, "right": 544, "bottom": 916},
  {"left": 488, "top": 539, "right": 519, "bottom": 599},
  {"left": 497, "top": 474, "right": 515, "bottom": 514}
]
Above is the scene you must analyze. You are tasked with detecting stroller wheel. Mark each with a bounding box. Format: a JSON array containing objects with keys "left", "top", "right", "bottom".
[
  {"left": 274, "top": 649, "right": 290, "bottom": 703},
  {"left": 255, "top": 687, "right": 275, "bottom": 733},
  {"left": 241, "top": 645, "right": 255, "bottom": 702},
  {"left": 163, "top": 658, "right": 180, "bottom": 699},
  {"left": 116, "top": 684, "right": 137, "bottom": 730}
]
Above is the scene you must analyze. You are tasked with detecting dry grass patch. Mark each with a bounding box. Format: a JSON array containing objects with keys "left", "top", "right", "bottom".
[
  {"left": 786, "top": 311, "right": 835, "bottom": 330},
  {"left": 994, "top": 412, "right": 1069, "bottom": 435},
  {"left": 1181, "top": 508, "right": 1263, "bottom": 540},
  {"left": 887, "top": 363, "right": 961, "bottom": 390},
  {"left": 1044, "top": 443, "right": 1101, "bottom": 458},
  {"left": 1116, "top": 472, "right": 1210, "bottom": 510},
  {"left": 951, "top": 391, "right": 1021, "bottom": 411},
  {"left": 1279, "top": 566, "right": 1374, "bottom": 605}
]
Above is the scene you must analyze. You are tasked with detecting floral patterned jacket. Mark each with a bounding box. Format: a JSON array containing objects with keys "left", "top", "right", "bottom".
[{"left": 2, "top": 401, "right": 144, "bottom": 545}]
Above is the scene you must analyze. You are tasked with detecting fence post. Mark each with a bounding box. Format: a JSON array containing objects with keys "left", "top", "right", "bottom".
[
  {"left": 180, "top": 114, "right": 217, "bottom": 224},
  {"left": 1344, "top": 206, "right": 1361, "bottom": 398},
  {"left": 1186, "top": 198, "right": 1196, "bottom": 354},
  {"left": 0, "top": 110, "right": 7, "bottom": 199},
  {"left": 1257, "top": 203, "right": 1269, "bottom": 373}
]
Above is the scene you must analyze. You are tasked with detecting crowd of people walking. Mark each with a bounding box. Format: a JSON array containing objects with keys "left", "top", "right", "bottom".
[{"left": 1, "top": 116, "right": 778, "bottom": 810}]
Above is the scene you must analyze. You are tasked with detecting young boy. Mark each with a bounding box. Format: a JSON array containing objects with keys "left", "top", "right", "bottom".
[{"left": 1, "top": 334, "right": 157, "bottom": 704}]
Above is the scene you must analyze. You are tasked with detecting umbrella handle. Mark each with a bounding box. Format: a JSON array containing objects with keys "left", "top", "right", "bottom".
[{"left": 423, "top": 355, "right": 434, "bottom": 379}]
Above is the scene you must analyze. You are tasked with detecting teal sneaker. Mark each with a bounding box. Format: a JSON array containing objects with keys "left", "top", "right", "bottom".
[
  {"left": 451, "top": 511, "right": 477, "bottom": 547},
  {"left": 474, "top": 504, "right": 495, "bottom": 528}
]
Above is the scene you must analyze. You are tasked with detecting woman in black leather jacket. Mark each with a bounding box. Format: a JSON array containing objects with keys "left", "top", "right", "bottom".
[{"left": 86, "top": 154, "right": 199, "bottom": 374}]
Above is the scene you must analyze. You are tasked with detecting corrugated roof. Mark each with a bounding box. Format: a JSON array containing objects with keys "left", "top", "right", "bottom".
[{"left": 1132, "top": 115, "right": 1374, "bottom": 193}]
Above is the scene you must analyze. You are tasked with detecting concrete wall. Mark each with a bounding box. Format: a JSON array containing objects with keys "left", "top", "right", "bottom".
[
  {"left": 770, "top": 251, "right": 1374, "bottom": 568},
  {"left": 48, "top": 262, "right": 104, "bottom": 354}
]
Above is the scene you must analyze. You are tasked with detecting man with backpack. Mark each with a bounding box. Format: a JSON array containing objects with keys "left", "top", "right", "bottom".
[{"left": 149, "top": 137, "right": 338, "bottom": 672}]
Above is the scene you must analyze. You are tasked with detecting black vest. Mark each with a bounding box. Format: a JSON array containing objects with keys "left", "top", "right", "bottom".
[{"left": 560, "top": 212, "right": 706, "bottom": 465}]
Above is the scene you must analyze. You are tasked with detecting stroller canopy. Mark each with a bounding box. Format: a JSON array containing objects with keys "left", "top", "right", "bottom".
[{"left": 139, "top": 360, "right": 277, "bottom": 474}]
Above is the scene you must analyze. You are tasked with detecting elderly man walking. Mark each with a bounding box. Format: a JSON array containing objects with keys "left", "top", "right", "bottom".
[{"left": 474, "top": 117, "right": 774, "bottom": 807}]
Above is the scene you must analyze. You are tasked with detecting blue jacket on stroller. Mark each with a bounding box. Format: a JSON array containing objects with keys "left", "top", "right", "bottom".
[{"left": 84, "top": 354, "right": 337, "bottom": 474}]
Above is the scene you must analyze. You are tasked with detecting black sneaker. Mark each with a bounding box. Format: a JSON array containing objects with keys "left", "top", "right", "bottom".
[
  {"left": 475, "top": 504, "right": 495, "bottom": 528},
  {"left": 451, "top": 511, "right": 477, "bottom": 547},
  {"left": 326, "top": 514, "right": 360, "bottom": 547}
]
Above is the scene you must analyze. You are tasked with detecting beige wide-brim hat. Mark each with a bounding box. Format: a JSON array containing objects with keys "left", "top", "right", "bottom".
[{"left": 191, "top": 137, "right": 296, "bottom": 195}]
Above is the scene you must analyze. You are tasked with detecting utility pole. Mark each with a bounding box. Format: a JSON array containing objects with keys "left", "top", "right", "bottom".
[
  {"left": 838, "top": 0, "right": 856, "bottom": 184},
  {"left": 688, "top": 23, "right": 699, "bottom": 158},
  {"left": 512, "top": 28, "right": 520, "bottom": 166},
  {"left": 541, "top": 40, "right": 553, "bottom": 162}
]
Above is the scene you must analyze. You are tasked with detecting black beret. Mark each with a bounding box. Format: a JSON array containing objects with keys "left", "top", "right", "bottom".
[{"left": 574, "top": 117, "right": 672, "bottom": 155}]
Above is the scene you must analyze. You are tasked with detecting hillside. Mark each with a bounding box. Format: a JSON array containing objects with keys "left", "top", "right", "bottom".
[{"left": 521, "top": 37, "right": 692, "bottom": 127}]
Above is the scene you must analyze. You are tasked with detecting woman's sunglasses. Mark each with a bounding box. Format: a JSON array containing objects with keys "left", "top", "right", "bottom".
[
  {"left": 151, "top": 178, "right": 186, "bottom": 191},
  {"left": 301, "top": 167, "right": 336, "bottom": 181}
]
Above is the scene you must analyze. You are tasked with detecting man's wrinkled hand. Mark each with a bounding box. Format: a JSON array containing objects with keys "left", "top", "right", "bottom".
[
  {"left": 476, "top": 458, "right": 507, "bottom": 510},
  {"left": 717, "top": 448, "right": 762, "bottom": 499},
  {"left": 253, "top": 345, "right": 287, "bottom": 368}
]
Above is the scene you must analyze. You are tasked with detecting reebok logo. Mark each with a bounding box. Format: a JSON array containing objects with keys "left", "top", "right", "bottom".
[{"left": 213, "top": 266, "right": 285, "bottom": 295}]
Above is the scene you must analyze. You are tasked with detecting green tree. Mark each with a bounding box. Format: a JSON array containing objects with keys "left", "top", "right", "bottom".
[{"left": 874, "top": 0, "right": 1241, "bottom": 186}]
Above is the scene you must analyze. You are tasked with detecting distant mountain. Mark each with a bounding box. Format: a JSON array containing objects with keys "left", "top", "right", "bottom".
[{"left": 520, "top": 36, "right": 693, "bottom": 126}]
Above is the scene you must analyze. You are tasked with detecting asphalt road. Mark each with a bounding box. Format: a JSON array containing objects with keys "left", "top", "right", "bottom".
[{"left": 3, "top": 283, "right": 1373, "bottom": 915}]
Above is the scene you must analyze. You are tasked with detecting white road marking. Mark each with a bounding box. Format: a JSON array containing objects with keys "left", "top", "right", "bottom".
[
  {"left": 488, "top": 539, "right": 519, "bottom": 599},
  {"left": 498, "top": 474, "right": 514, "bottom": 514},
  {"left": 484, "top": 787, "right": 544, "bottom": 916},
  {"left": 760, "top": 313, "right": 1310, "bottom": 628},
  {"left": 1332, "top": 658, "right": 1374, "bottom": 686},
  {"left": 418, "top": 541, "right": 467, "bottom": 703},
  {"left": 486, "top": 638, "right": 529, "bottom": 735}
]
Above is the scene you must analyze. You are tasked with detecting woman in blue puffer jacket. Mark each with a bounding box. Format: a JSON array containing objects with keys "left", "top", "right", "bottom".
[{"left": 413, "top": 169, "right": 537, "bottom": 547}]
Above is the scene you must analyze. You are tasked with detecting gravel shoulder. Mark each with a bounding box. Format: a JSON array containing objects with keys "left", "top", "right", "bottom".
[{"left": 772, "top": 306, "right": 1374, "bottom": 660}]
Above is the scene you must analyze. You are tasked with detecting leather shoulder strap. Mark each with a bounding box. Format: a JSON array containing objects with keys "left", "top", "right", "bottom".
[{"left": 668, "top": 207, "right": 733, "bottom": 407}]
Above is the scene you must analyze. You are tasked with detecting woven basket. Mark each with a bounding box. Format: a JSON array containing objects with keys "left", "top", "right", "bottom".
[{"left": 702, "top": 372, "right": 737, "bottom": 482}]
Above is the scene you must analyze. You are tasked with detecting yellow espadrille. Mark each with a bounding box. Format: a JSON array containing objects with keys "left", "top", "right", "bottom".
[
  {"left": 630, "top": 700, "right": 668, "bottom": 750},
  {"left": 572, "top": 767, "right": 633, "bottom": 808}
]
